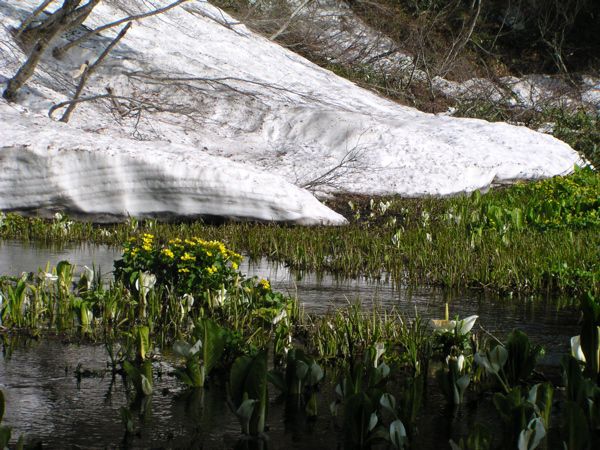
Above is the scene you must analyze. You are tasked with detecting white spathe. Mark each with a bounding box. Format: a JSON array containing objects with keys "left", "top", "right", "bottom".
[{"left": 0, "top": 0, "right": 584, "bottom": 221}]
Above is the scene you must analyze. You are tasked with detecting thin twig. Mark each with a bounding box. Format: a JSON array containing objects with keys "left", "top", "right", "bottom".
[
  {"left": 52, "top": 0, "right": 189, "bottom": 59},
  {"left": 269, "top": 0, "right": 312, "bottom": 41},
  {"left": 59, "top": 22, "right": 131, "bottom": 122}
]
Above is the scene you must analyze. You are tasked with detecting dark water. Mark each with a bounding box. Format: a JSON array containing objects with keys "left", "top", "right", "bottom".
[{"left": 0, "top": 241, "right": 581, "bottom": 448}]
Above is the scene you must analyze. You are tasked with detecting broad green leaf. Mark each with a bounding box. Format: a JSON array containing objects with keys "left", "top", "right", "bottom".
[
  {"left": 134, "top": 325, "right": 150, "bottom": 361},
  {"left": 173, "top": 340, "right": 192, "bottom": 358},
  {"left": 456, "top": 374, "right": 470, "bottom": 392},
  {"left": 200, "top": 319, "right": 225, "bottom": 375},
  {"left": 230, "top": 355, "right": 252, "bottom": 406},
  {"left": 296, "top": 360, "right": 309, "bottom": 381},
  {"left": 0, "top": 426, "right": 12, "bottom": 448}
]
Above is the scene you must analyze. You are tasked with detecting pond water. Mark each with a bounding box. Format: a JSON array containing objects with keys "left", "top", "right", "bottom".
[{"left": 0, "top": 240, "right": 581, "bottom": 448}]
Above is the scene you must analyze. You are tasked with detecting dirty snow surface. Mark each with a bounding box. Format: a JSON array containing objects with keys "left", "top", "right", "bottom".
[{"left": 0, "top": 1, "right": 583, "bottom": 223}]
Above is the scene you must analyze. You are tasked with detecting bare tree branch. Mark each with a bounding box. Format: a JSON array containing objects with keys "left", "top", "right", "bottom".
[
  {"left": 3, "top": 0, "right": 80, "bottom": 102},
  {"left": 59, "top": 22, "right": 131, "bottom": 123},
  {"left": 52, "top": 0, "right": 190, "bottom": 59},
  {"left": 270, "top": 0, "right": 312, "bottom": 41},
  {"left": 14, "top": 0, "right": 55, "bottom": 39}
]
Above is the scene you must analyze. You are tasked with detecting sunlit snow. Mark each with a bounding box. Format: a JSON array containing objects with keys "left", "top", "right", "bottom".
[{"left": 0, "top": 0, "right": 583, "bottom": 223}]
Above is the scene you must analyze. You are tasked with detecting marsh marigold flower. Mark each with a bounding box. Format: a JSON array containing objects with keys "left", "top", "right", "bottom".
[{"left": 161, "top": 248, "right": 175, "bottom": 259}]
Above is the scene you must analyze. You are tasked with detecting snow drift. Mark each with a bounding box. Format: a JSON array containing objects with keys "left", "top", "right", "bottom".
[
  {"left": 0, "top": 0, "right": 584, "bottom": 222},
  {"left": 0, "top": 103, "right": 346, "bottom": 224}
]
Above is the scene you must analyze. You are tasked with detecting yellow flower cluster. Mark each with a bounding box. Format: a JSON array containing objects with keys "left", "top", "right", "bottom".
[
  {"left": 141, "top": 233, "right": 154, "bottom": 252},
  {"left": 259, "top": 279, "right": 270, "bottom": 290},
  {"left": 206, "top": 266, "right": 217, "bottom": 275},
  {"left": 181, "top": 252, "right": 196, "bottom": 262},
  {"left": 161, "top": 248, "right": 175, "bottom": 259}
]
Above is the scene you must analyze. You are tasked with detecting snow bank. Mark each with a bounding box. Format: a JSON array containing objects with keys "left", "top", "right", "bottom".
[
  {"left": 0, "top": 0, "right": 584, "bottom": 220},
  {"left": 0, "top": 103, "right": 346, "bottom": 225}
]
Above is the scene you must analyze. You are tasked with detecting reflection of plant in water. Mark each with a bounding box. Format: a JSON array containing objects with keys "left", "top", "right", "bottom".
[
  {"left": 0, "top": 390, "right": 24, "bottom": 449},
  {"left": 330, "top": 343, "right": 409, "bottom": 449},
  {"left": 268, "top": 347, "right": 324, "bottom": 417},
  {"left": 229, "top": 350, "right": 269, "bottom": 438}
]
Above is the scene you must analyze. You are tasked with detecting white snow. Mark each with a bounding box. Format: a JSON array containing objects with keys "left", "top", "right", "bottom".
[
  {"left": 0, "top": 0, "right": 585, "bottom": 222},
  {"left": 0, "top": 102, "right": 346, "bottom": 224}
]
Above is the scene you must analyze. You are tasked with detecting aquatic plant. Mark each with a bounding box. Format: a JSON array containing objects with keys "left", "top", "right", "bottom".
[
  {"left": 229, "top": 350, "right": 269, "bottom": 437},
  {"left": 492, "top": 384, "right": 552, "bottom": 448},
  {"left": 504, "top": 329, "right": 544, "bottom": 386},
  {"left": 578, "top": 294, "right": 600, "bottom": 381},
  {"left": 122, "top": 325, "right": 153, "bottom": 397},
  {"left": 0, "top": 273, "right": 28, "bottom": 329},
  {"left": 173, "top": 319, "right": 226, "bottom": 388},
  {"left": 114, "top": 234, "right": 242, "bottom": 301},
  {"left": 561, "top": 355, "right": 600, "bottom": 449},
  {"left": 1, "top": 169, "right": 599, "bottom": 296},
  {"left": 437, "top": 353, "right": 470, "bottom": 405},
  {"left": 268, "top": 347, "right": 324, "bottom": 417},
  {"left": 330, "top": 343, "right": 402, "bottom": 449}
]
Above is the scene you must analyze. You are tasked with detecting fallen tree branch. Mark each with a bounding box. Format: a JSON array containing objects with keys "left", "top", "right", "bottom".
[
  {"left": 59, "top": 22, "right": 131, "bottom": 123},
  {"left": 52, "top": 0, "right": 190, "bottom": 59},
  {"left": 3, "top": 0, "right": 79, "bottom": 102}
]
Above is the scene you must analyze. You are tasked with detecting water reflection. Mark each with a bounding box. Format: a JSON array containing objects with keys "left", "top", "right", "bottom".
[
  {"left": 0, "top": 240, "right": 580, "bottom": 363},
  {"left": 0, "top": 241, "right": 581, "bottom": 449}
]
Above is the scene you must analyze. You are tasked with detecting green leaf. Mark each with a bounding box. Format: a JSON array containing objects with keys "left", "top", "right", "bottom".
[
  {"left": 199, "top": 319, "right": 225, "bottom": 376},
  {"left": 307, "top": 361, "right": 324, "bottom": 386},
  {"left": 296, "top": 360, "right": 309, "bottom": 382},
  {"left": 134, "top": 325, "right": 150, "bottom": 361},
  {"left": 229, "top": 351, "right": 268, "bottom": 435},
  {"left": 173, "top": 340, "right": 192, "bottom": 358},
  {"left": 368, "top": 412, "right": 378, "bottom": 431},
  {"left": 230, "top": 355, "right": 252, "bottom": 406},
  {"left": 123, "top": 360, "right": 140, "bottom": 386}
]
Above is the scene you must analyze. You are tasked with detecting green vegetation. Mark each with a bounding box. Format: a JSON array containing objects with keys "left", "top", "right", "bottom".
[
  {"left": 1, "top": 169, "right": 598, "bottom": 296},
  {"left": 0, "top": 231, "right": 599, "bottom": 447}
]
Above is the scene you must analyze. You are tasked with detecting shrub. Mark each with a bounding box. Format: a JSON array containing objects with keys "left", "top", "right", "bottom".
[{"left": 114, "top": 234, "right": 242, "bottom": 298}]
